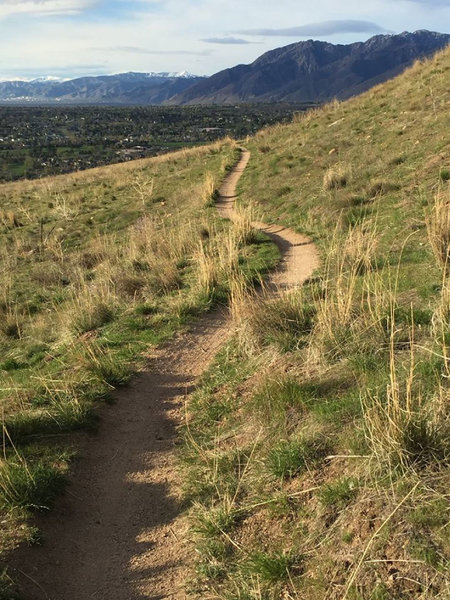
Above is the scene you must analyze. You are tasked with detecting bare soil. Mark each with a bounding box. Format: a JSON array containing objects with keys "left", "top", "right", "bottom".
[
  {"left": 216, "top": 150, "right": 319, "bottom": 290},
  {"left": 10, "top": 150, "right": 319, "bottom": 599}
]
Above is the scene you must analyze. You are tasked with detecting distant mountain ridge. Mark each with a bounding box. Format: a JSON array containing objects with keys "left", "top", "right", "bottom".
[
  {"left": 0, "top": 72, "right": 205, "bottom": 105},
  {"left": 170, "top": 30, "right": 450, "bottom": 105},
  {"left": 0, "top": 31, "right": 448, "bottom": 105}
]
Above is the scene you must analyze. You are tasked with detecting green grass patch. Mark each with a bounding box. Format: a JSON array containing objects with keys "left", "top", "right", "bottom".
[
  {"left": 267, "top": 436, "right": 330, "bottom": 479},
  {"left": 0, "top": 460, "right": 67, "bottom": 511},
  {"left": 318, "top": 477, "right": 359, "bottom": 509},
  {"left": 241, "top": 551, "right": 302, "bottom": 582}
]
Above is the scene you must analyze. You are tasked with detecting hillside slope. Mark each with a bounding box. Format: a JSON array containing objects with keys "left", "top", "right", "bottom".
[
  {"left": 183, "top": 47, "right": 450, "bottom": 599},
  {"left": 0, "top": 44, "right": 448, "bottom": 600},
  {"left": 172, "top": 30, "right": 450, "bottom": 105},
  {"left": 0, "top": 137, "right": 282, "bottom": 592}
]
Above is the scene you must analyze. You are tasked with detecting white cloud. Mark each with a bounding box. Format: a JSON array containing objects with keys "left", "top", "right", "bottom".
[
  {"left": 0, "top": 0, "right": 96, "bottom": 18},
  {"left": 237, "top": 20, "right": 389, "bottom": 37},
  {"left": 406, "top": 0, "right": 450, "bottom": 5},
  {"left": 201, "top": 37, "right": 258, "bottom": 45},
  {"left": 0, "top": 0, "right": 449, "bottom": 78},
  {"left": 90, "top": 45, "right": 212, "bottom": 56}
]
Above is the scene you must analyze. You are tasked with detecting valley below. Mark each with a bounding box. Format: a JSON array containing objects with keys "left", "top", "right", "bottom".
[{"left": 0, "top": 104, "right": 305, "bottom": 182}]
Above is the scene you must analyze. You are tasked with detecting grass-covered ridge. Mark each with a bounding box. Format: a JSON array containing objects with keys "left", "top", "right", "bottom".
[
  {"left": 183, "top": 49, "right": 449, "bottom": 598},
  {"left": 0, "top": 138, "right": 280, "bottom": 564}
]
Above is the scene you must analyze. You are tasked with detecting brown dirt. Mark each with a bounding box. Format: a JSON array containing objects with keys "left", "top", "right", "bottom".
[
  {"left": 9, "top": 149, "right": 319, "bottom": 600},
  {"left": 216, "top": 150, "right": 319, "bottom": 290}
]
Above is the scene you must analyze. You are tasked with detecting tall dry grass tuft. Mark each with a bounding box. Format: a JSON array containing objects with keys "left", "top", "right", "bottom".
[
  {"left": 201, "top": 172, "right": 217, "bottom": 207},
  {"left": 229, "top": 271, "right": 251, "bottom": 323},
  {"left": 425, "top": 184, "right": 450, "bottom": 269},
  {"left": 219, "top": 230, "right": 239, "bottom": 278},
  {"left": 323, "top": 164, "right": 350, "bottom": 191},
  {"left": 0, "top": 272, "right": 24, "bottom": 340},
  {"left": 124, "top": 215, "right": 189, "bottom": 293},
  {"left": 195, "top": 239, "right": 219, "bottom": 293},
  {"left": 64, "top": 274, "right": 116, "bottom": 336},
  {"left": 309, "top": 222, "right": 379, "bottom": 361},
  {"left": 0, "top": 210, "right": 21, "bottom": 230},
  {"left": 132, "top": 172, "right": 155, "bottom": 209},
  {"left": 0, "top": 308, "right": 22, "bottom": 340},
  {"left": 81, "top": 341, "right": 131, "bottom": 388},
  {"left": 433, "top": 272, "right": 449, "bottom": 378},
  {"left": 364, "top": 321, "right": 449, "bottom": 472},
  {"left": 232, "top": 202, "right": 259, "bottom": 247},
  {"left": 51, "top": 190, "right": 81, "bottom": 221},
  {"left": 193, "top": 227, "right": 240, "bottom": 296},
  {"left": 231, "top": 275, "right": 315, "bottom": 355}
]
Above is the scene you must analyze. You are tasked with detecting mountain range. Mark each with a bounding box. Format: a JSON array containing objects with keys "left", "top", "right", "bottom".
[
  {"left": 0, "top": 72, "right": 205, "bottom": 105},
  {"left": 1, "top": 30, "right": 448, "bottom": 106},
  {"left": 172, "top": 30, "right": 450, "bottom": 104}
]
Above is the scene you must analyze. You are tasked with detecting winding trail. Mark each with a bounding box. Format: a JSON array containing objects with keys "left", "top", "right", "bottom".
[
  {"left": 10, "top": 150, "right": 319, "bottom": 600},
  {"left": 217, "top": 149, "right": 319, "bottom": 290}
]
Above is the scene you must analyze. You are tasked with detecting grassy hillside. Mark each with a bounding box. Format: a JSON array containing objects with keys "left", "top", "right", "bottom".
[
  {"left": 0, "top": 138, "right": 280, "bottom": 577},
  {"left": 183, "top": 49, "right": 449, "bottom": 598}
]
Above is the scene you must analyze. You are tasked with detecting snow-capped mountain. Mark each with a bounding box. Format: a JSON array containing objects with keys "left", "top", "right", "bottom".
[{"left": 0, "top": 72, "right": 205, "bottom": 105}]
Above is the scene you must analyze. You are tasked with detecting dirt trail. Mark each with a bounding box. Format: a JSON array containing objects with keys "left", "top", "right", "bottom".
[
  {"left": 10, "top": 150, "right": 319, "bottom": 600},
  {"left": 216, "top": 150, "right": 319, "bottom": 290}
]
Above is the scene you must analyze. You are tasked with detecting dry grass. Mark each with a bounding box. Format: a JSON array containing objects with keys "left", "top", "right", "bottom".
[
  {"left": 364, "top": 324, "right": 449, "bottom": 471},
  {"left": 0, "top": 309, "right": 22, "bottom": 340},
  {"left": 186, "top": 212, "right": 450, "bottom": 597},
  {"left": 323, "top": 164, "right": 350, "bottom": 191},
  {"left": 0, "top": 210, "right": 21, "bottom": 229},
  {"left": 131, "top": 172, "right": 155, "bottom": 209},
  {"left": 67, "top": 285, "right": 116, "bottom": 336},
  {"left": 201, "top": 172, "right": 217, "bottom": 207},
  {"left": 232, "top": 202, "right": 260, "bottom": 246},
  {"left": 433, "top": 272, "right": 449, "bottom": 378},
  {"left": 231, "top": 281, "right": 314, "bottom": 356},
  {"left": 308, "top": 221, "right": 381, "bottom": 362},
  {"left": 426, "top": 185, "right": 450, "bottom": 269}
]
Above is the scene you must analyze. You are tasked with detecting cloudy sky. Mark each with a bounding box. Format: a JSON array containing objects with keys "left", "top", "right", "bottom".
[{"left": 0, "top": 0, "right": 449, "bottom": 80}]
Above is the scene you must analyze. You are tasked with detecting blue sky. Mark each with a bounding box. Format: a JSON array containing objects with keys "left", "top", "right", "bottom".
[{"left": 0, "top": 0, "right": 449, "bottom": 80}]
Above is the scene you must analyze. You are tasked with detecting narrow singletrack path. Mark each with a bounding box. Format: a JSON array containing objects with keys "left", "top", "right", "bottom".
[
  {"left": 216, "top": 149, "right": 319, "bottom": 289},
  {"left": 10, "top": 150, "right": 319, "bottom": 600}
]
